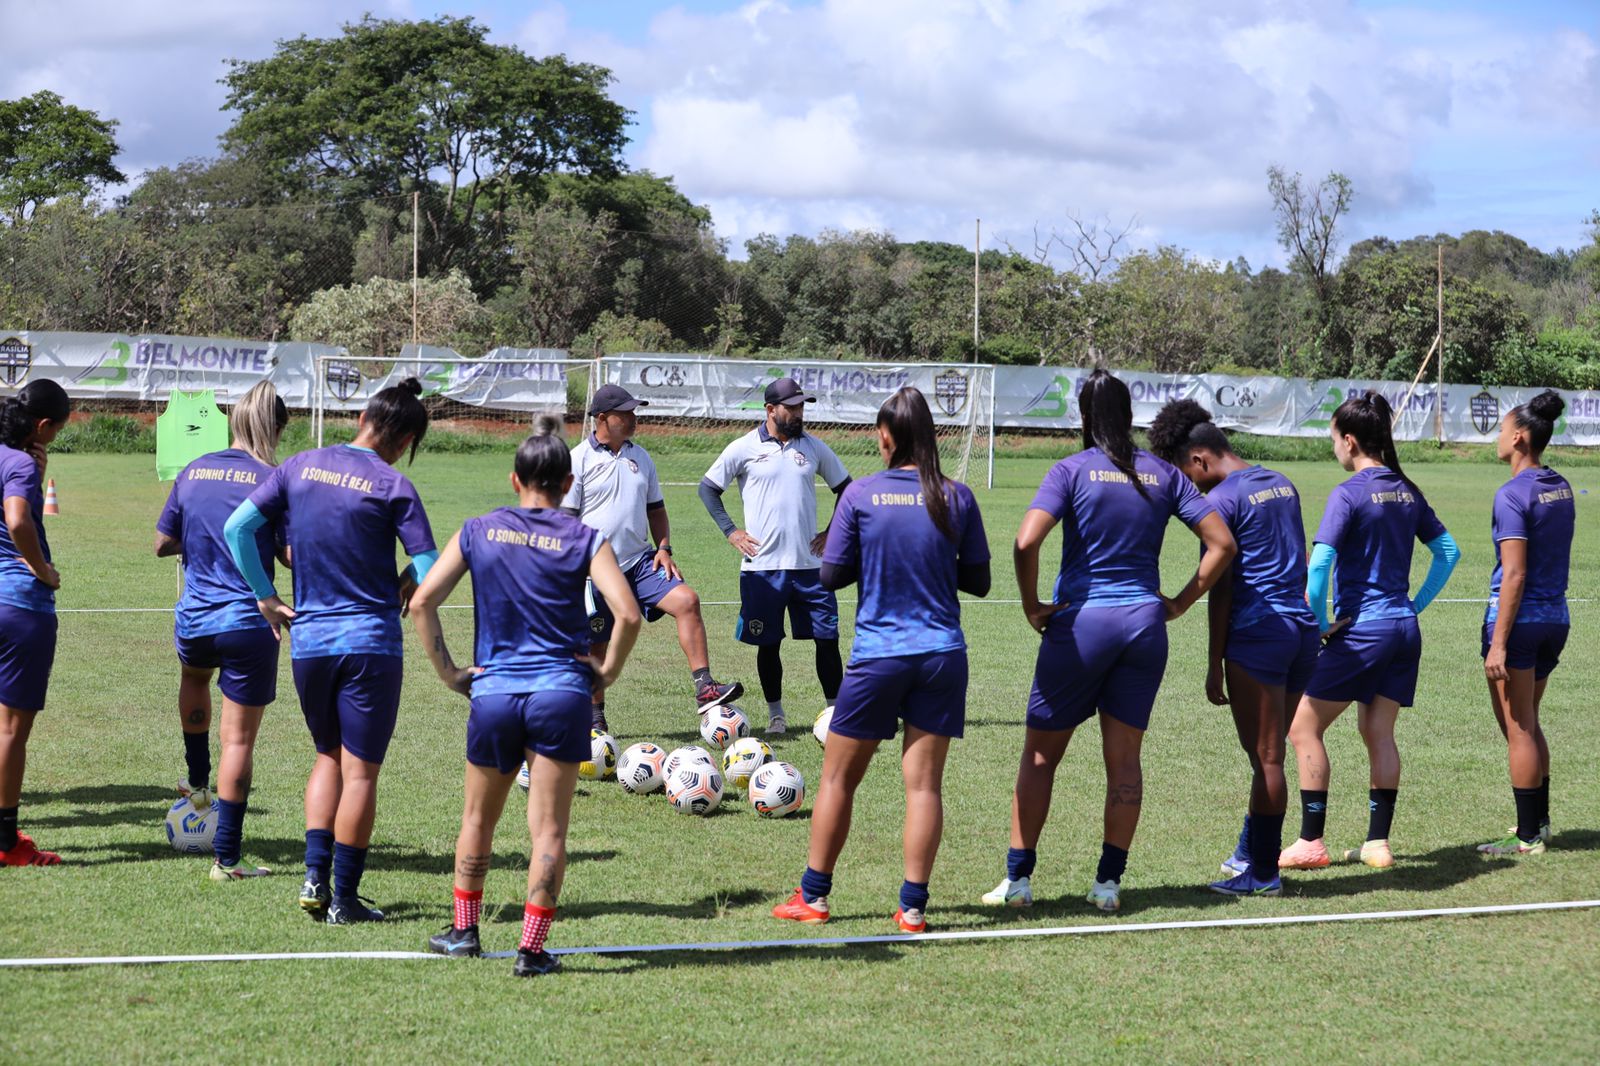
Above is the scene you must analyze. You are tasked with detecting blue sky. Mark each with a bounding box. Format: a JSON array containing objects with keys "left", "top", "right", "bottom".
[{"left": 5, "top": 1, "right": 1597, "bottom": 267}]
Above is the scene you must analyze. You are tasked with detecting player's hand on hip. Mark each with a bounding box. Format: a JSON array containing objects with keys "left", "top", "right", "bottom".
[
  {"left": 448, "top": 665, "right": 481, "bottom": 697},
  {"left": 809, "top": 531, "right": 828, "bottom": 555},
  {"left": 397, "top": 572, "right": 418, "bottom": 617},
  {"left": 729, "top": 530, "right": 761, "bottom": 558},
  {"left": 1321, "top": 617, "right": 1350, "bottom": 641},
  {"left": 257, "top": 595, "right": 296, "bottom": 639},
  {"left": 34, "top": 562, "right": 60, "bottom": 590},
  {"left": 1023, "top": 601, "right": 1057, "bottom": 635},
  {"left": 655, "top": 549, "right": 682, "bottom": 580},
  {"left": 575, "top": 653, "right": 621, "bottom": 691}
]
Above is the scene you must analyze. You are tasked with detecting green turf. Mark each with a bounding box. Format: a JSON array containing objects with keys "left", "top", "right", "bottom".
[{"left": 2, "top": 450, "right": 1599, "bottom": 1064}]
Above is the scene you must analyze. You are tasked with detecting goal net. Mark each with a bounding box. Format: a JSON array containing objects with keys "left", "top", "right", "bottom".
[{"left": 596, "top": 357, "right": 997, "bottom": 488}]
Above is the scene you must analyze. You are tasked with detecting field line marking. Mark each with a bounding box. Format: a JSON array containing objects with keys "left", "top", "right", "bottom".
[{"left": 4, "top": 899, "right": 1595, "bottom": 969}]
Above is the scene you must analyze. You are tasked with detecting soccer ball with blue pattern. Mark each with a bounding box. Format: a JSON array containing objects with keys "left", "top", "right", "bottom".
[
  {"left": 579, "top": 731, "right": 619, "bottom": 780},
  {"left": 516, "top": 762, "right": 531, "bottom": 792},
  {"left": 164, "top": 791, "right": 219, "bottom": 853},
  {"left": 749, "top": 761, "right": 806, "bottom": 818},
  {"left": 665, "top": 763, "right": 724, "bottom": 816},
  {"left": 699, "top": 704, "right": 749, "bottom": 750}
]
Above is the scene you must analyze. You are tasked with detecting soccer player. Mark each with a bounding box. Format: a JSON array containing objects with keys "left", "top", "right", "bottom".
[
  {"left": 1279, "top": 391, "right": 1459, "bottom": 872},
  {"left": 564, "top": 383, "right": 741, "bottom": 732},
  {"left": 412, "top": 415, "right": 641, "bottom": 977},
  {"left": 699, "top": 376, "right": 851, "bottom": 735},
  {"left": 771, "top": 386, "right": 990, "bottom": 934},
  {"left": 1148, "top": 398, "right": 1316, "bottom": 896},
  {"left": 225, "top": 379, "right": 436, "bottom": 924},
  {"left": 982, "top": 370, "right": 1235, "bottom": 915},
  {"left": 155, "top": 381, "right": 288, "bottom": 881},
  {"left": 0, "top": 380, "right": 70, "bottom": 868},
  {"left": 1476, "top": 390, "right": 1572, "bottom": 856}
]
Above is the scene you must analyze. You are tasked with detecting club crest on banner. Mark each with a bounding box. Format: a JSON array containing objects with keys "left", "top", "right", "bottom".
[
  {"left": 1469, "top": 389, "right": 1499, "bottom": 436},
  {"left": 325, "top": 360, "right": 363, "bottom": 402},
  {"left": 0, "top": 337, "right": 31, "bottom": 388},
  {"left": 934, "top": 369, "right": 969, "bottom": 417}
]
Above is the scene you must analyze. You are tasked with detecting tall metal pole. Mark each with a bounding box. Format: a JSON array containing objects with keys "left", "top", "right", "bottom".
[
  {"left": 973, "top": 218, "right": 981, "bottom": 353},
  {"left": 1436, "top": 243, "right": 1444, "bottom": 446},
  {"left": 412, "top": 191, "right": 420, "bottom": 347}
]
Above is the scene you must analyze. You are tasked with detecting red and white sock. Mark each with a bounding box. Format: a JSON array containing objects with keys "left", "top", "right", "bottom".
[
  {"left": 519, "top": 904, "right": 556, "bottom": 952},
  {"left": 453, "top": 887, "right": 482, "bottom": 930}
]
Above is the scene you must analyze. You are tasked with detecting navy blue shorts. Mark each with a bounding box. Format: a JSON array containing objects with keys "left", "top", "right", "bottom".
[
  {"left": 467, "top": 689, "right": 592, "bottom": 771},
  {"left": 1305, "top": 616, "right": 1421, "bottom": 707},
  {"left": 831, "top": 650, "right": 968, "bottom": 741},
  {"left": 587, "top": 553, "right": 683, "bottom": 644},
  {"left": 0, "top": 604, "right": 55, "bottom": 712},
  {"left": 1481, "top": 621, "right": 1568, "bottom": 680},
  {"left": 291, "top": 654, "right": 404, "bottom": 764},
  {"left": 1226, "top": 614, "right": 1320, "bottom": 692},
  {"left": 176, "top": 627, "right": 279, "bottom": 707},
  {"left": 1027, "top": 602, "right": 1168, "bottom": 732},
  {"left": 735, "top": 569, "right": 839, "bottom": 645}
]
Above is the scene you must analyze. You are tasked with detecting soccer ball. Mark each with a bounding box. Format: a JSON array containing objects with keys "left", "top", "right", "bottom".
[
  {"left": 617, "top": 742, "right": 667, "bottom": 794},
  {"left": 665, "top": 763, "right": 724, "bottom": 816},
  {"left": 812, "top": 705, "right": 835, "bottom": 747},
  {"left": 699, "top": 704, "right": 750, "bottom": 749},
  {"left": 517, "top": 761, "right": 530, "bottom": 791},
  {"left": 663, "top": 745, "right": 715, "bottom": 779},
  {"left": 579, "top": 730, "right": 619, "bottom": 780},
  {"left": 721, "top": 736, "right": 773, "bottom": 790},
  {"left": 164, "top": 791, "right": 219, "bottom": 853},
  {"left": 749, "top": 761, "right": 806, "bottom": 818}
]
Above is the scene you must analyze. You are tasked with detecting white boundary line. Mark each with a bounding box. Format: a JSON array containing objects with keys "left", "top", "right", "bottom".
[{"left": 4, "top": 899, "right": 1595, "bottom": 969}]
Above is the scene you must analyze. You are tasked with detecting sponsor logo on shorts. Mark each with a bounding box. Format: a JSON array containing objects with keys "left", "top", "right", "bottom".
[
  {"left": 747, "top": 619, "right": 765, "bottom": 636},
  {"left": 589, "top": 615, "right": 607, "bottom": 634},
  {"left": 0, "top": 337, "right": 31, "bottom": 388}
]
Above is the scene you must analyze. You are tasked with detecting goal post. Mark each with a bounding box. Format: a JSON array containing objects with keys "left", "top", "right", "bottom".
[{"left": 596, "top": 356, "right": 997, "bottom": 488}]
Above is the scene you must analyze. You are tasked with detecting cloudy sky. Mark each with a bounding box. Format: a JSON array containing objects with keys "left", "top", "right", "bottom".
[{"left": 3, "top": 0, "right": 1596, "bottom": 268}]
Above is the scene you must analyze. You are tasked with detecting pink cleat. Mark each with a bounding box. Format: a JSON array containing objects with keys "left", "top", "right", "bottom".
[{"left": 1278, "top": 837, "right": 1332, "bottom": 870}]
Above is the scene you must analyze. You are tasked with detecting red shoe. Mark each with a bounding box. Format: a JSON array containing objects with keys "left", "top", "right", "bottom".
[
  {"left": 771, "top": 888, "right": 829, "bottom": 924},
  {"left": 893, "top": 907, "right": 927, "bottom": 933},
  {"left": 0, "top": 834, "right": 61, "bottom": 866}
]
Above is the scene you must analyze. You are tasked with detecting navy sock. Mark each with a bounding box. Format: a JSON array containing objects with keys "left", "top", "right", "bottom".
[
  {"left": 1513, "top": 787, "right": 1542, "bottom": 843},
  {"left": 1095, "top": 843, "right": 1129, "bottom": 885},
  {"left": 1367, "top": 788, "right": 1398, "bottom": 842},
  {"left": 1005, "top": 846, "right": 1036, "bottom": 881},
  {"left": 332, "top": 842, "right": 368, "bottom": 901},
  {"left": 800, "top": 866, "right": 832, "bottom": 903},
  {"left": 1539, "top": 775, "right": 1550, "bottom": 827},
  {"left": 183, "top": 731, "right": 211, "bottom": 790},
  {"left": 899, "top": 879, "right": 930, "bottom": 913},
  {"left": 213, "top": 798, "right": 246, "bottom": 867},
  {"left": 304, "top": 828, "right": 334, "bottom": 884},
  {"left": 1232, "top": 814, "right": 1252, "bottom": 863},
  {"left": 1299, "top": 789, "right": 1328, "bottom": 841},
  {"left": 1248, "top": 813, "right": 1284, "bottom": 881},
  {"left": 0, "top": 806, "right": 16, "bottom": 851}
]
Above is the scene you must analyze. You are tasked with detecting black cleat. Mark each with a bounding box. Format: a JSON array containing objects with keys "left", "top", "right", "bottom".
[
  {"left": 512, "top": 948, "right": 562, "bottom": 977},
  {"left": 299, "top": 878, "right": 331, "bottom": 921},
  {"left": 426, "top": 924, "right": 482, "bottom": 957},
  {"left": 695, "top": 679, "right": 743, "bottom": 711},
  {"left": 326, "top": 895, "right": 386, "bottom": 924}
]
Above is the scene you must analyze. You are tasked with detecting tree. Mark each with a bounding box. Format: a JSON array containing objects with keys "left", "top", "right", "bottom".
[
  {"left": 290, "top": 270, "right": 486, "bottom": 356},
  {"left": 1100, "top": 247, "right": 1243, "bottom": 372},
  {"left": 1267, "top": 166, "right": 1353, "bottom": 306},
  {"left": 491, "top": 199, "right": 620, "bottom": 346},
  {"left": 0, "top": 91, "right": 124, "bottom": 224}
]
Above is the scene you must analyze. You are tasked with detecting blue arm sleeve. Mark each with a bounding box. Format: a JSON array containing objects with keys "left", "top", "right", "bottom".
[
  {"left": 1411, "top": 531, "right": 1460, "bottom": 615},
  {"left": 404, "top": 549, "right": 440, "bottom": 585},
  {"left": 224, "top": 501, "right": 276, "bottom": 600},
  {"left": 1306, "top": 542, "right": 1336, "bottom": 632}
]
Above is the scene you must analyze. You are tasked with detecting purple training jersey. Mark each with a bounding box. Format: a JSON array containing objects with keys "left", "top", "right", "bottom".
[
  {"left": 1029, "top": 447, "right": 1215, "bottom": 609},
  {"left": 248, "top": 444, "right": 435, "bottom": 658},
  {"left": 1205, "top": 465, "right": 1316, "bottom": 631},
  {"left": 822, "top": 468, "right": 989, "bottom": 662},
  {"left": 158, "top": 449, "right": 280, "bottom": 639},
  {"left": 0, "top": 445, "right": 53, "bottom": 614},
  {"left": 1313, "top": 466, "right": 1446, "bottom": 623},
  {"left": 1487, "top": 466, "right": 1574, "bottom": 626},
  {"left": 458, "top": 507, "right": 603, "bottom": 697}
]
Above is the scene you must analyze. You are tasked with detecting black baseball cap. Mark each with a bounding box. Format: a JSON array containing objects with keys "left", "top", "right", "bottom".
[
  {"left": 764, "top": 377, "right": 815, "bottom": 406},
  {"left": 589, "top": 383, "right": 649, "bottom": 415}
]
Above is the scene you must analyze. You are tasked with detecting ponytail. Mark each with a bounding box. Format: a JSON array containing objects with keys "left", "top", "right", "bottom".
[
  {"left": 1331, "top": 391, "right": 1416, "bottom": 491},
  {"left": 1510, "top": 389, "right": 1564, "bottom": 455},
  {"left": 0, "top": 380, "right": 71, "bottom": 450},
  {"left": 229, "top": 381, "right": 289, "bottom": 466},
  {"left": 514, "top": 412, "right": 571, "bottom": 495},
  {"left": 877, "top": 386, "right": 954, "bottom": 540},
  {"left": 364, "top": 377, "right": 428, "bottom": 464},
  {"left": 1079, "top": 370, "right": 1150, "bottom": 499}
]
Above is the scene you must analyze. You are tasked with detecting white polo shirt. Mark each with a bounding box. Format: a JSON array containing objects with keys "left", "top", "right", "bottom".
[
  {"left": 704, "top": 424, "right": 850, "bottom": 571},
  {"left": 562, "top": 434, "right": 663, "bottom": 568}
]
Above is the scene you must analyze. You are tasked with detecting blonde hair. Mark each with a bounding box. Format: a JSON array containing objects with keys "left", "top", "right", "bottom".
[{"left": 229, "top": 381, "right": 288, "bottom": 466}]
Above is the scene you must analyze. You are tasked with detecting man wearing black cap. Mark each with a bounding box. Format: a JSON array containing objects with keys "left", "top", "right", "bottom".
[
  {"left": 563, "top": 383, "right": 742, "bottom": 730},
  {"left": 698, "top": 377, "right": 851, "bottom": 734}
]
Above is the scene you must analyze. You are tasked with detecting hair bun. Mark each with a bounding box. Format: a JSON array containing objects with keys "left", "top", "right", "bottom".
[
  {"left": 531, "top": 412, "right": 563, "bottom": 438},
  {"left": 398, "top": 377, "right": 423, "bottom": 397},
  {"left": 1528, "top": 389, "right": 1564, "bottom": 422}
]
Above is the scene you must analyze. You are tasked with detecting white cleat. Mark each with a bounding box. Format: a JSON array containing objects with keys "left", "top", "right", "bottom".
[
  {"left": 1086, "top": 879, "right": 1121, "bottom": 914},
  {"left": 981, "top": 876, "right": 1033, "bottom": 907},
  {"left": 766, "top": 711, "right": 787, "bottom": 736}
]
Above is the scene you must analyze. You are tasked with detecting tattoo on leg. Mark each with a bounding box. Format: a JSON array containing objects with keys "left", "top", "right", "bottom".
[
  {"left": 186, "top": 709, "right": 205, "bottom": 726},
  {"left": 1107, "top": 781, "right": 1143, "bottom": 807},
  {"left": 456, "top": 852, "right": 491, "bottom": 879},
  {"left": 529, "top": 851, "right": 559, "bottom": 899}
]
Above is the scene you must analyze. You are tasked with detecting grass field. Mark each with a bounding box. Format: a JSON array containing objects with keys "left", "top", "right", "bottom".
[{"left": 2, "top": 444, "right": 1599, "bottom": 1064}]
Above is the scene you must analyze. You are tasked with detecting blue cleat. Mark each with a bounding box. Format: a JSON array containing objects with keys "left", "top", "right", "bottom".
[
  {"left": 1208, "top": 871, "right": 1282, "bottom": 897},
  {"left": 1220, "top": 854, "right": 1250, "bottom": 878}
]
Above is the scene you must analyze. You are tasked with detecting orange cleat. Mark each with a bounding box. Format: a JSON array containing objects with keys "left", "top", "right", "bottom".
[
  {"left": 893, "top": 907, "right": 927, "bottom": 934},
  {"left": 771, "top": 888, "right": 829, "bottom": 924},
  {"left": 0, "top": 834, "right": 60, "bottom": 866},
  {"left": 1278, "top": 837, "right": 1332, "bottom": 870}
]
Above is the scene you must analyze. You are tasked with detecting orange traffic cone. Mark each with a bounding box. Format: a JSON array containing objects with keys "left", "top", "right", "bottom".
[{"left": 43, "top": 479, "right": 59, "bottom": 515}]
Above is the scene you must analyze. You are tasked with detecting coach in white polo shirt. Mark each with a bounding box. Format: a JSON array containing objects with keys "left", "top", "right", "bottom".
[
  {"left": 699, "top": 377, "right": 851, "bottom": 735},
  {"left": 564, "top": 383, "right": 742, "bottom": 732}
]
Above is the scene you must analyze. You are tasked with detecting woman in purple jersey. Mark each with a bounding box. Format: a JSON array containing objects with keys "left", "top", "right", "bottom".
[
  {"left": 412, "top": 415, "right": 641, "bottom": 977},
  {"left": 0, "top": 380, "right": 69, "bottom": 868},
  {"left": 983, "top": 371, "right": 1235, "bottom": 915},
  {"left": 1280, "top": 391, "right": 1459, "bottom": 873},
  {"left": 155, "top": 382, "right": 288, "bottom": 881},
  {"left": 1149, "top": 399, "right": 1318, "bottom": 897},
  {"left": 1477, "top": 391, "right": 1573, "bottom": 857},
  {"left": 771, "top": 387, "right": 990, "bottom": 934}
]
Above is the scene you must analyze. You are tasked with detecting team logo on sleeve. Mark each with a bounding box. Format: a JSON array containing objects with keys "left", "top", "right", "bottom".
[
  {"left": 934, "top": 370, "right": 969, "bottom": 417},
  {"left": 1469, "top": 390, "right": 1499, "bottom": 435},
  {"left": 0, "top": 337, "right": 31, "bottom": 388},
  {"left": 326, "top": 360, "right": 363, "bottom": 401}
]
